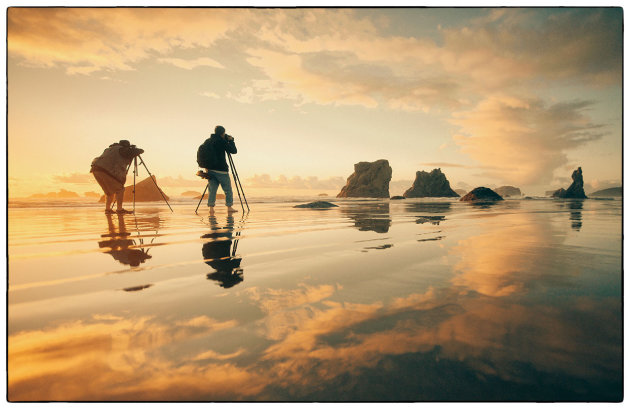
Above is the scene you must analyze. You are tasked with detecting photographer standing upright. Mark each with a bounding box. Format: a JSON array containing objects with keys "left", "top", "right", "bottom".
[
  {"left": 197, "top": 125, "right": 238, "bottom": 214},
  {"left": 90, "top": 140, "right": 144, "bottom": 214}
]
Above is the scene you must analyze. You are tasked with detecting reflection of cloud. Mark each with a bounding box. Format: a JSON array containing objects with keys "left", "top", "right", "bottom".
[
  {"left": 246, "top": 284, "right": 338, "bottom": 341},
  {"left": 9, "top": 279, "right": 621, "bottom": 400},
  {"left": 453, "top": 95, "right": 605, "bottom": 186},
  {"left": 450, "top": 212, "right": 564, "bottom": 297},
  {"left": 246, "top": 174, "right": 345, "bottom": 190},
  {"left": 8, "top": 314, "right": 252, "bottom": 401}
]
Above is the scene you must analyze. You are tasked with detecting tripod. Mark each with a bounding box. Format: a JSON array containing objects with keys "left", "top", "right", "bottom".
[
  {"left": 195, "top": 154, "right": 249, "bottom": 214},
  {"left": 119, "top": 154, "right": 173, "bottom": 213}
]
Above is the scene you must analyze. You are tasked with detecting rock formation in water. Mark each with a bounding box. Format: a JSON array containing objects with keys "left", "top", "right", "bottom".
[
  {"left": 551, "top": 167, "right": 587, "bottom": 199},
  {"left": 390, "top": 196, "right": 405, "bottom": 200},
  {"left": 460, "top": 187, "right": 504, "bottom": 202},
  {"left": 493, "top": 186, "right": 522, "bottom": 197},
  {"left": 195, "top": 193, "right": 225, "bottom": 200},
  {"left": 99, "top": 176, "right": 170, "bottom": 202},
  {"left": 181, "top": 190, "right": 200, "bottom": 197},
  {"left": 403, "top": 168, "right": 459, "bottom": 198},
  {"left": 30, "top": 189, "right": 80, "bottom": 199},
  {"left": 589, "top": 187, "right": 622, "bottom": 198},
  {"left": 294, "top": 201, "right": 339, "bottom": 208},
  {"left": 337, "top": 159, "right": 392, "bottom": 198}
]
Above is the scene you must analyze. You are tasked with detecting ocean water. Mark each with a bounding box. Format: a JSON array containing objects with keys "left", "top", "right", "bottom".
[{"left": 7, "top": 197, "right": 622, "bottom": 401}]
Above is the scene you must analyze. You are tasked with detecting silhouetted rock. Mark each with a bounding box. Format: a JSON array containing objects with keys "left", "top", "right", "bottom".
[
  {"left": 99, "top": 176, "right": 170, "bottom": 202},
  {"left": 294, "top": 201, "right": 338, "bottom": 208},
  {"left": 403, "top": 168, "right": 459, "bottom": 198},
  {"left": 195, "top": 193, "right": 225, "bottom": 200},
  {"left": 590, "top": 187, "right": 622, "bottom": 197},
  {"left": 551, "top": 188, "right": 566, "bottom": 198},
  {"left": 460, "top": 187, "right": 504, "bottom": 202},
  {"left": 181, "top": 190, "right": 200, "bottom": 197},
  {"left": 31, "top": 189, "right": 80, "bottom": 199},
  {"left": 494, "top": 186, "right": 522, "bottom": 197},
  {"left": 337, "top": 160, "right": 392, "bottom": 198},
  {"left": 390, "top": 196, "right": 405, "bottom": 200},
  {"left": 552, "top": 167, "right": 587, "bottom": 199}
]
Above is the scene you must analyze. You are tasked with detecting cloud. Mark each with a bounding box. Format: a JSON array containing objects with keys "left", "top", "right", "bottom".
[
  {"left": 234, "top": 8, "right": 621, "bottom": 110},
  {"left": 7, "top": 8, "right": 244, "bottom": 74},
  {"left": 200, "top": 91, "right": 221, "bottom": 99},
  {"left": 245, "top": 174, "right": 345, "bottom": 190},
  {"left": 441, "top": 8, "right": 622, "bottom": 87},
  {"left": 52, "top": 172, "right": 94, "bottom": 184},
  {"left": 452, "top": 95, "right": 605, "bottom": 186},
  {"left": 159, "top": 57, "right": 224, "bottom": 70},
  {"left": 8, "top": 8, "right": 620, "bottom": 113},
  {"left": 420, "top": 162, "right": 472, "bottom": 169}
]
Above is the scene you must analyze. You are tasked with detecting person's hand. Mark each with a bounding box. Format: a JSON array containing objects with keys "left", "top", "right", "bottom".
[{"left": 226, "top": 135, "right": 234, "bottom": 142}]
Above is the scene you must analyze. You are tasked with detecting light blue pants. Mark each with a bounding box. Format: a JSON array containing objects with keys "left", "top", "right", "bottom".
[{"left": 207, "top": 171, "right": 234, "bottom": 207}]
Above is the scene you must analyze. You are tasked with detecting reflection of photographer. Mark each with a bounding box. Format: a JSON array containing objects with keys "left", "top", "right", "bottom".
[
  {"left": 91, "top": 140, "right": 144, "bottom": 214},
  {"left": 202, "top": 215, "right": 243, "bottom": 288},
  {"left": 99, "top": 213, "right": 152, "bottom": 267}
]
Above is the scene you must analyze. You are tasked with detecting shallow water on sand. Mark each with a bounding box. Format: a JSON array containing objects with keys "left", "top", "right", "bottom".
[{"left": 8, "top": 198, "right": 622, "bottom": 401}]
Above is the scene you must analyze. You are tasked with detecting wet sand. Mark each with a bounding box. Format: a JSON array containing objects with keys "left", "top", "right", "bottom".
[{"left": 7, "top": 197, "right": 623, "bottom": 401}]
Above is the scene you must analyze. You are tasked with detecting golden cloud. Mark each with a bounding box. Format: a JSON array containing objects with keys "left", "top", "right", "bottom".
[
  {"left": 452, "top": 94, "right": 604, "bottom": 186},
  {"left": 8, "top": 8, "right": 243, "bottom": 74}
]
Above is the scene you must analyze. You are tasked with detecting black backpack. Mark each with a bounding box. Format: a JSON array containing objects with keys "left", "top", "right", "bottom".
[{"left": 197, "top": 139, "right": 212, "bottom": 169}]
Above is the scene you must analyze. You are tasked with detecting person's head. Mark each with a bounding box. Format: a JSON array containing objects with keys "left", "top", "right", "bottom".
[
  {"left": 118, "top": 140, "right": 131, "bottom": 147},
  {"left": 214, "top": 125, "right": 225, "bottom": 137}
]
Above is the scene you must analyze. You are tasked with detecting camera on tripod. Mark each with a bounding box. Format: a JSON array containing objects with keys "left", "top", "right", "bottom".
[{"left": 196, "top": 170, "right": 210, "bottom": 180}]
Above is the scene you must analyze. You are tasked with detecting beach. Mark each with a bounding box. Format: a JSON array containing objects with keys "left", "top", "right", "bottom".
[{"left": 7, "top": 197, "right": 622, "bottom": 401}]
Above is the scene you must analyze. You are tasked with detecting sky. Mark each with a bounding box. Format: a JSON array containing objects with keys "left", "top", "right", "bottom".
[{"left": 7, "top": 7, "right": 623, "bottom": 198}]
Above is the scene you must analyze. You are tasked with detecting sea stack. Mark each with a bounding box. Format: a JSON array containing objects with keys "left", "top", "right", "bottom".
[
  {"left": 460, "top": 187, "right": 504, "bottom": 202},
  {"left": 403, "top": 168, "right": 459, "bottom": 198},
  {"left": 493, "top": 186, "right": 522, "bottom": 197},
  {"left": 99, "top": 176, "right": 170, "bottom": 202},
  {"left": 337, "top": 159, "right": 392, "bottom": 198},
  {"left": 552, "top": 167, "right": 587, "bottom": 199}
]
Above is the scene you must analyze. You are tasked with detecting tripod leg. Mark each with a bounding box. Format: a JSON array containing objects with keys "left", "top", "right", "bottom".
[
  {"left": 195, "top": 184, "right": 208, "bottom": 214},
  {"left": 137, "top": 155, "right": 173, "bottom": 212},
  {"left": 228, "top": 157, "right": 245, "bottom": 212},
  {"left": 133, "top": 157, "right": 137, "bottom": 213},
  {"left": 228, "top": 154, "right": 249, "bottom": 212}
]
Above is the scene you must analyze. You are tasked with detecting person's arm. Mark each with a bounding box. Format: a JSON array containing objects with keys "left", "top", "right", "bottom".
[{"left": 224, "top": 136, "right": 237, "bottom": 154}]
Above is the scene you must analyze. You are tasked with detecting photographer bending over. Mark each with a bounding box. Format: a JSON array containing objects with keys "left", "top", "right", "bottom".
[{"left": 91, "top": 140, "right": 144, "bottom": 214}]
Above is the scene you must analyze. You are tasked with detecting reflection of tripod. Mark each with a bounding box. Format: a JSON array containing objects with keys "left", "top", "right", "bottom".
[
  {"left": 127, "top": 155, "right": 173, "bottom": 213},
  {"left": 195, "top": 153, "right": 249, "bottom": 214}
]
